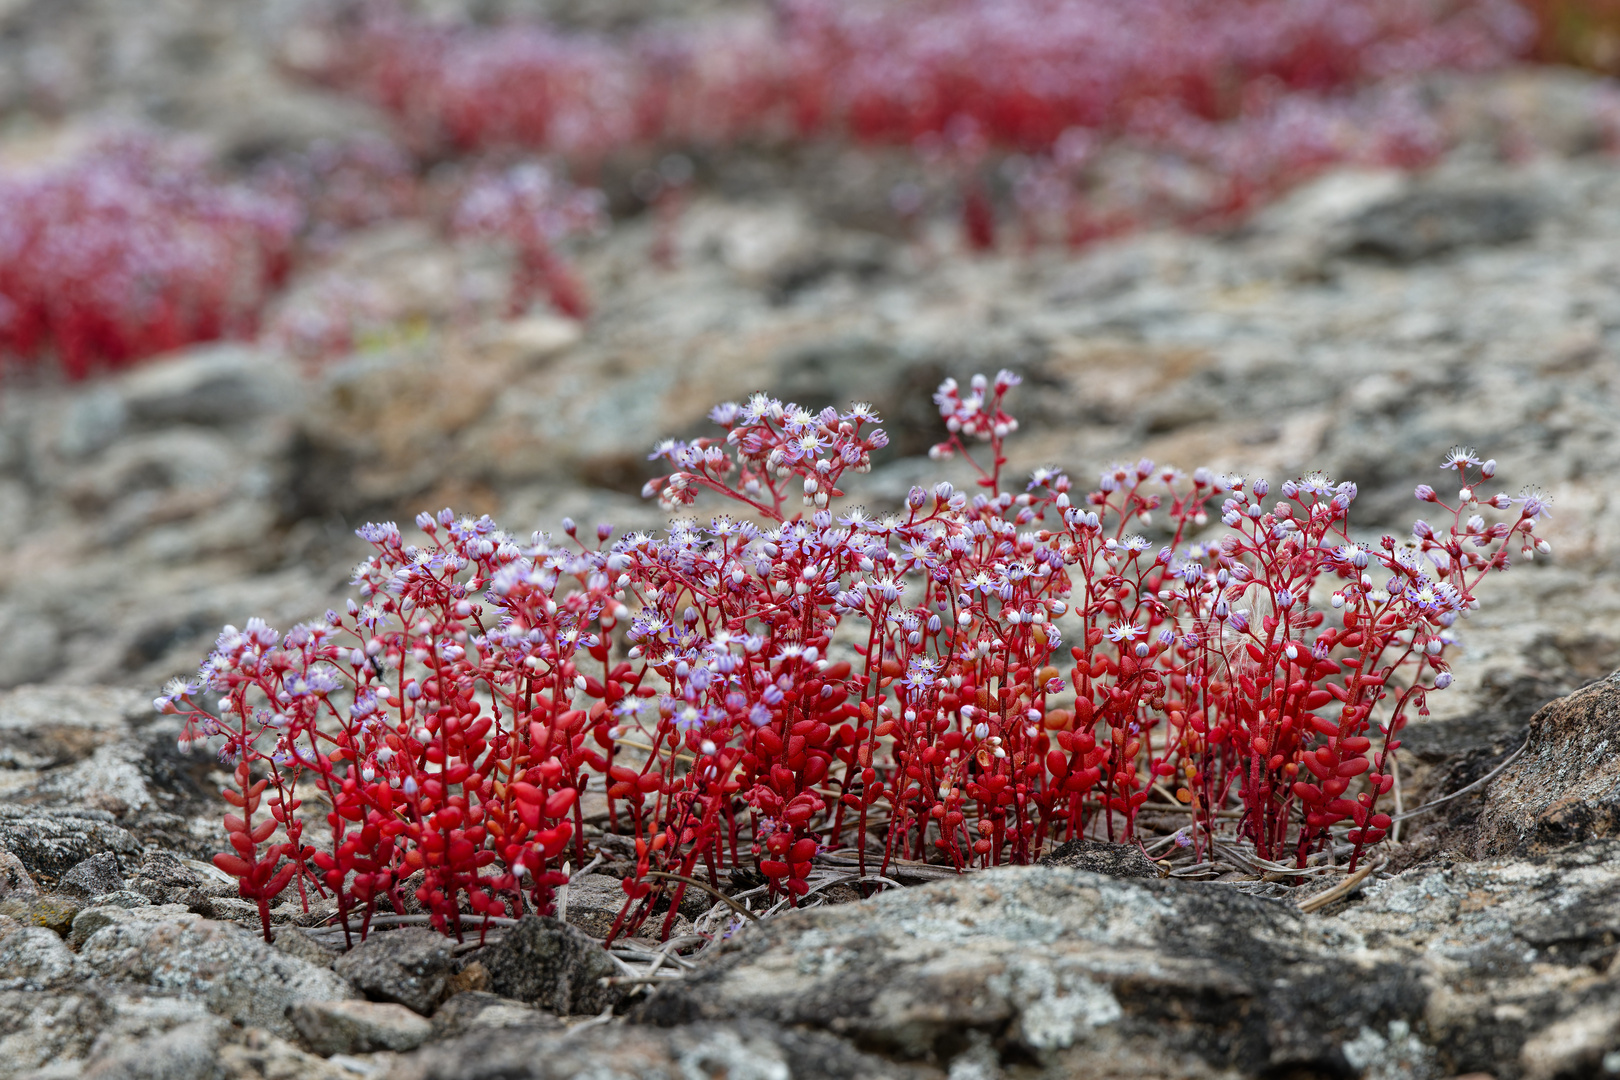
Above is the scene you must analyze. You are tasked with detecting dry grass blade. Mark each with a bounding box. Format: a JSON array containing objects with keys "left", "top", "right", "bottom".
[
  {"left": 1297, "top": 863, "right": 1378, "bottom": 914},
  {"left": 642, "top": 870, "right": 761, "bottom": 922}
]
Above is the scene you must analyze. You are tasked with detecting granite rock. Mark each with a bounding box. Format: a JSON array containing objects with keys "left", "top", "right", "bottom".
[
  {"left": 288, "top": 998, "right": 435, "bottom": 1055},
  {"left": 331, "top": 927, "right": 454, "bottom": 1016},
  {"left": 1474, "top": 670, "right": 1620, "bottom": 856},
  {"left": 479, "top": 916, "right": 622, "bottom": 1017},
  {"left": 76, "top": 912, "right": 360, "bottom": 1039}
]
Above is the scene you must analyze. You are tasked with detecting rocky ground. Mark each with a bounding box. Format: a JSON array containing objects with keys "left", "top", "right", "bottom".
[{"left": 5, "top": 1, "right": 1620, "bottom": 1077}]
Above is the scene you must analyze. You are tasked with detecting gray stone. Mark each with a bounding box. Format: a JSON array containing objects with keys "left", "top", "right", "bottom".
[
  {"left": 85, "top": 890, "right": 155, "bottom": 911},
  {"left": 272, "top": 925, "right": 340, "bottom": 968},
  {"left": 0, "top": 926, "right": 83, "bottom": 990},
  {"left": 76, "top": 1017, "right": 223, "bottom": 1080},
  {"left": 116, "top": 344, "right": 300, "bottom": 430},
  {"left": 635, "top": 867, "right": 1378, "bottom": 1073},
  {"left": 428, "top": 991, "right": 558, "bottom": 1041},
  {"left": 558, "top": 874, "right": 636, "bottom": 939},
  {"left": 1473, "top": 669, "right": 1620, "bottom": 855},
  {"left": 56, "top": 852, "right": 126, "bottom": 899},
  {"left": 0, "top": 685, "right": 143, "bottom": 771},
  {"left": 127, "top": 851, "right": 208, "bottom": 906},
  {"left": 70, "top": 902, "right": 195, "bottom": 949},
  {"left": 388, "top": 1018, "right": 937, "bottom": 1080},
  {"left": 0, "top": 987, "right": 220, "bottom": 1078},
  {"left": 56, "top": 386, "right": 129, "bottom": 460},
  {"left": 1037, "top": 840, "right": 1162, "bottom": 879},
  {"left": 28, "top": 740, "right": 157, "bottom": 817},
  {"left": 1340, "top": 839, "right": 1620, "bottom": 1079},
  {"left": 0, "top": 988, "right": 114, "bottom": 1075},
  {"left": 0, "top": 852, "right": 38, "bottom": 900},
  {"left": 478, "top": 916, "right": 621, "bottom": 1017},
  {"left": 331, "top": 927, "right": 453, "bottom": 1016},
  {"left": 77, "top": 912, "right": 360, "bottom": 1039},
  {"left": 288, "top": 998, "right": 434, "bottom": 1055},
  {"left": 0, "top": 807, "right": 141, "bottom": 885},
  {"left": 616, "top": 845, "right": 1620, "bottom": 1079},
  {"left": 0, "top": 605, "right": 61, "bottom": 690},
  {"left": 1339, "top": 185, "right": 1541, "bottom": 262}
]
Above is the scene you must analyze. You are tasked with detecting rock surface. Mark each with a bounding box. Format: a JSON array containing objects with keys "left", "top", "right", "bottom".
[
  {"left": 54, "top": 853, "right": 124, "bottom": 899},
  {"left": 288, "top": 999, "right": 434, "bottom": 1055},
  {"left": 388, "top": 1018, "right": 938, "bottom": 1080},
  {"left": 331, "top": 927, "right": 453, "bottom": 1017},
  {"left": 74, "top": 909, "right": 360, "bottom": 1039},
  {"left": 1473, "top": 669, "right": 1620, "bottom": 855},
  {"left": 480, "top": 916, "right": 623, "bottom": 1017},
  {"left": 1037, "top": 839, "right": 1163, "bottom": 879},
  {"left": 0, "top": 809, "right": 141, "bottom": 886}
]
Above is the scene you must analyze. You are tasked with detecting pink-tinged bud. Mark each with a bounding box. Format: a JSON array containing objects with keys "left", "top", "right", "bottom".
[
  {"left": 1481, "top": 459, "right": 1497, "bottom": 479},
  {"left": 1433, "top": 672, "right": 1453, "bottom": 689},
  {"left": 1414, "top": 484, "right": 1437, "bottom": 502}
]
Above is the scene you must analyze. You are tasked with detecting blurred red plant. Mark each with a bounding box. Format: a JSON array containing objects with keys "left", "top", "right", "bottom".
[
  {"left": 295, "top": 0, "right": 1538, "bottom": 242},
  {"left": 160, "top": 373, "right": 1550, "bottom": 943},
  {"left": 450, "top": 162, "right": 607, "bottom": 320},
  {"left": 0, "top": 135, "right": 298, "bottom": 378},
  {"left": 0, "top": 132, "right": 606, "bottom": 376},
  {"left": 250, "top": 134, "right": 423, "bottom": 249}
]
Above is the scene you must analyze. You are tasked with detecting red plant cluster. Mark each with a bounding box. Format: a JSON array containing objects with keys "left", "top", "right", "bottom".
[
  {"left": 0, "top": 132, "right": 606, "bottom": 375},
  {"left": 160, "top": 373, "right": 1549, "bottom": 942},
  {"left": 297, "top": 0, "right": 1536, "bottom": 238},
  {"left": 0, "top": 136, "right": 299, "bottom": 378}
]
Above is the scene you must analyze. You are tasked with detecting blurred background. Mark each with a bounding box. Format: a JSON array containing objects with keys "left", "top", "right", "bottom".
[{"left": 2, "top": 0, "right": 1620, "bottom": 742}]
